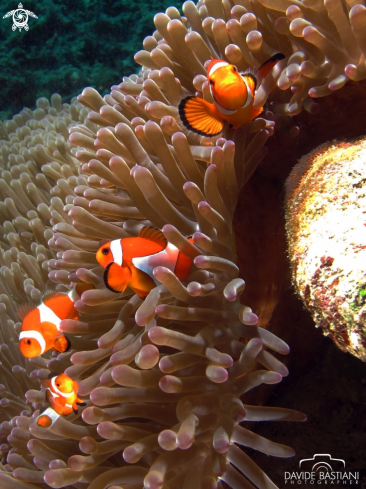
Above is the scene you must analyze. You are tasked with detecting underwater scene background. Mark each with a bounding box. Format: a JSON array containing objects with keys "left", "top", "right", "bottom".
[
  {"left": 0, "top": 0, "right": 366, "bottom": 488},
  {"left": 0, "top": 0, "right": 182, "bottom": 119}
]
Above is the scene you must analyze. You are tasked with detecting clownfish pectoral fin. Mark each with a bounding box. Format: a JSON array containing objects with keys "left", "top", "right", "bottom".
[
  {"left": 104, "top": 263, "right": 130, "bottom": 293},
  {"left": 258, "top": 53, "right": 285, "bottom": 83},
  {"left": 52, "top": 334, "right": 71, "bottom": 353},
  {"left": 138, "top": 226, "right": 167, "bottom": 248},
  {"left": 178, "top": 96, "right": 225, "bottom": 137},
  {"left": 16, "top": 302, "right": 36, "bottom": 321}
]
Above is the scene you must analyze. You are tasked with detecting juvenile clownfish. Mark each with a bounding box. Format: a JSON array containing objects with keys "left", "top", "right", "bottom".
[
  {"left": 18, "top": 282, "right": 93, "bottom": 359},
  {"left": 178, "top": 53, "right": 285, "bottom": 137},
  {"left": 36, "top": 373, "right": 86, "bottom": 428},
  {"left": 96, "top": 226, "right": 193, "bottom": 298}
]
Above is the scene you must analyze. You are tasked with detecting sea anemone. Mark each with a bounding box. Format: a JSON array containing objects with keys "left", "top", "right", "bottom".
[
  {"left": 0, "top": 0, "right": 365, "bottom": 488},
  {"left": 0, "top": 88, "right": 300, "bottom": 489}
]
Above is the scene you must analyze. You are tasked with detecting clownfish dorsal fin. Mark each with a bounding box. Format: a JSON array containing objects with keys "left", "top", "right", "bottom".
[
  {"left": 42, "top": 289, "right": 65, "bottom": 303},
  {"left": 258, "top": 53, "right": 285, "bottom": 84},
  {"left": 138, "top": 226, "right": 168, "bottom": 248},
  {"left": 16, "top": 302, "right": 36, "bottom": 321},
  {"left": 47, "top": 372, "right": 59, "bottom": 380}
]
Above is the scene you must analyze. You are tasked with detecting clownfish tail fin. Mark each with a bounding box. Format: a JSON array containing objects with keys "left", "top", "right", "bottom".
[
  {"left": 75, "top": 282, "right": 95, "bottom": 297},
  {"left": 178, "top": 96, "right": 225, "bottom": 137},
  {"left": 37, "top": 414, "right": 53, "bottom": 428},
  {"left": 53, "top": 334, "right": 71, "bottom": 353},
  {"left": 36, "top": 407, "right": 60, "bottom": 428}
]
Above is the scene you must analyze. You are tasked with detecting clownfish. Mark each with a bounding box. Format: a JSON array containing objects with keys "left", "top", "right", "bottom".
[
  {"left": 96, "top": 226, "right": 193, "bottom": 298},
  {"left": 36, "top": 373, "right": 86, "bottom": 428},
  {"left": 18, "top": 282, "right": 93, "bottom": 358},
  {"left": 178, "top": 53, "right": 285, "bottom": 137}
]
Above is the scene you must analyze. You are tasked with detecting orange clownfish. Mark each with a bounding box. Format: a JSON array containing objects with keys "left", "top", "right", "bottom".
[
  {"left": 18, "top": 283, "right": 93, "bottom": 358},
  {"left": 36, "top": 373, "right": 86, "bottom": 428},
  {"left": 96, "top": 226, "right": 192, "bottom": 298},
  {"left": 178, "top": 53, "right": 285, "bottom": 137}
]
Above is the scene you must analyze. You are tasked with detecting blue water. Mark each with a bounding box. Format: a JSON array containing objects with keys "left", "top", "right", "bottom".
[{"left": 0, "top": 0, "right": 181, "bottom": 119}]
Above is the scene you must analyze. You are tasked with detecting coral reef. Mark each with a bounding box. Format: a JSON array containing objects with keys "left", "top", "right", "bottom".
[
  {"left": 285, "top": 138, "right": 366, "bottom": 361},
  {"left": 0, "top": 0, "right": 366, "bottom": 488}
]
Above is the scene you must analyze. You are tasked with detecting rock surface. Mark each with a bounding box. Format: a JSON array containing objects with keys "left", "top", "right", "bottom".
[{"left": 285, "top": 138, "right": 366, "bottom": 361}]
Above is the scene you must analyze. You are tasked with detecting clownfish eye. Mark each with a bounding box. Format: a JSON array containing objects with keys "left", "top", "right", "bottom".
[
  {"left": 209, "top": 79, "right": 214, "bottom": 85},
  {"left": 26, "top": 339, "right": 31, "bottom": 345},
  {"left": 102, "top": 248, "right": 109, "bottom": 255},
  {"left": 232, "top": 66, "right": 238, "bottom": 72},
  {"left": 56, "top": 383, "right": 60, "bottom": 387}
]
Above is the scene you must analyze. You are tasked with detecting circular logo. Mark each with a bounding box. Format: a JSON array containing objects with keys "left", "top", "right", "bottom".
[{"left": 12, "top": 8, "right": 28, "bottom": 30}]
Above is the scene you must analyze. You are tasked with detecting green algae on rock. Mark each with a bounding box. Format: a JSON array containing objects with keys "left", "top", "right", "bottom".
[{"left": 285, "top": 139, "right": 366, "bottom": 362}]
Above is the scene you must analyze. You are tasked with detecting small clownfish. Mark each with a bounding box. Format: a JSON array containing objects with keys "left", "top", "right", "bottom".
[
  {"left": 18, "top": 282, "right": 93, "bottom": 359},
  {"left": 178, "top": 53, "right": 285, "bottom": 137},
  {"left": 96, "top": 226, "right": 193, "bottom": 298},
  {"left": 36, "top": 373, "right": 86, "bottom": 428}
]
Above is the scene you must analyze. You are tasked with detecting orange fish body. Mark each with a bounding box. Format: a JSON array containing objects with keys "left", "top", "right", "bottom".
[
  {"left": 18, "top": 283, "right": 92, "bottom": 358},
  {"left": 36, "top": 373, "right": 86, "bottom": 428},
  {"left": 179, "top": 53, "right": 285, "bottom": 137},
  {"left": 96, "top": 227, "right": 192, "bottom": 298}
]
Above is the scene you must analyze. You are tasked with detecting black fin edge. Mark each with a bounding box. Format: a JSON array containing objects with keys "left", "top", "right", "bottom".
[
  {"left": 259, "top": 52, "right": 286, "bottom": 70},
  {"left": 241, "top": 72, "right": 258, "bottom": 91},
  {"left": 64, "top": 335, "right": 72, "bottom": 352},
  {"left": 178, "top": 96, "right": 223, "bottom": 138},
  {"left": 104, "top": 263, "right": 122, "bottom": 294}
]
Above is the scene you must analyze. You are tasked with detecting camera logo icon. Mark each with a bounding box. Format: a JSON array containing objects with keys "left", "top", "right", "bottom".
[{"left": 299, "top": 454, "right": 346, "bottom": 474}]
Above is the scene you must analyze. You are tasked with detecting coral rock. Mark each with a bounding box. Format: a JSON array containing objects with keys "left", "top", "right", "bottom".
[{"left": 285, "top": 138, "right": 366, "bottom": 361}]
